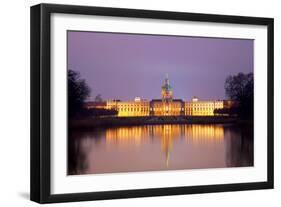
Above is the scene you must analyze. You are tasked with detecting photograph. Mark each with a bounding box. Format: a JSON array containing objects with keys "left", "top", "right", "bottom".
[{"left": 67, "top": 31, "right": 254, "bottom": 175}]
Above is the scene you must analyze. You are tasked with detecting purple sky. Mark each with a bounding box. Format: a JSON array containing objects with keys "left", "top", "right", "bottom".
[{"left": 68, "top": 31, "right": 253, "bottom": 101}]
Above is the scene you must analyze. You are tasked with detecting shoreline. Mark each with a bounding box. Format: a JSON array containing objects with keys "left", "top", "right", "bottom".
[{"left": 69, "top": 116, "right": 249, "bottom": 130}]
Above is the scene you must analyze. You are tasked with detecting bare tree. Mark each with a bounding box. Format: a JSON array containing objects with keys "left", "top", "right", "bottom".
[
  {"left": 68, "top": 69, "right": 90, "bottom": 118},
  {"left": 225, "top": 72, "right": 253, "bottom": 119}
]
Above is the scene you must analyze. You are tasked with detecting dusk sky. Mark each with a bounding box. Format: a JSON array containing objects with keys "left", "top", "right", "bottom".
[{"left": 68, "top": 31, "right": 253, "bottom": 101}]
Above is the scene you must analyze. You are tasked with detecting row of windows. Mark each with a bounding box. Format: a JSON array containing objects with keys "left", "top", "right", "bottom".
[
  {"left": 116, "top": 107, "right": 221, "bottom": 112},
  {"left": 119, "top": 108, "right": 149, "bottom": 112},
  {"left": 152, "top": 105, "right": 182, "bottom": 107},
  {"left": 187, "top": 109, "right": 215, "bottom": 112},
  {"left": 118, "top": 104, "right": 149, "bottom": 107},
  {"left": 186, "top": 104, "right": 216, "bottom": 107},
  {"left": 118, "top": 108, "right": 188, "bottom": 112},
  {"left": 118, "top": 106, "right": 149, "bottom": 108},
  {"left": 151, "top": 108, "right": 184, "bottom": 111},
  {"left": 190, "top": 113, "right": 214, "bottom": 115},
  {"left": 194, "top": 108, "right": 214, "bottom": 111},
  {"left": 109, "top": 103, "right": 223, "bottom": 108},
  {"left": 185, "top": 103, "right": 223, "bottom": 107},
  {"left": 186, "top": 110, "right": 214, "bottom": 113},
  {"left": 185, "top": 106, "right": 222, "bottom": 109},
  {"left": 107, "top": 105, "right": 223, "bottom": 112}
]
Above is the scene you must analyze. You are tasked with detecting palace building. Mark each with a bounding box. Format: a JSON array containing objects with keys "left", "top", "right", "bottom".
[{"left": 85, "top": 76, "right": 232, "bottom": 117}]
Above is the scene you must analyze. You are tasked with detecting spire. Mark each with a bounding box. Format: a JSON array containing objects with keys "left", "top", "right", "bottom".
[
  {"left": 165, "top": 73, "right": 169, "bottom": 85},
  {"left": 162, "top": 74, "right": 173, "bottom": 101}
]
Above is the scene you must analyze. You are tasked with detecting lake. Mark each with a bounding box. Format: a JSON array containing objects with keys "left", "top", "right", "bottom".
[{"left": 68, "top": 124, "right": 253, "bottom": 175}]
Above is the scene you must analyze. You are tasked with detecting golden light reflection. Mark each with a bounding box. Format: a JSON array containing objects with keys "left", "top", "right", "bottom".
[
  {"left": 105, "top": 126, "right": 150, "bottom": 147},
  {"left": 184, "top": 125, "right": 224, "bottom": 144},
  {"left": 105, "top": 124, "right": 224, "bottom": 167}
]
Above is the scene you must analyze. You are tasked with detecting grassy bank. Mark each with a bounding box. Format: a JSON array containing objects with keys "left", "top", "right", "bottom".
[{"left": 69, "top": 116, "right": 240, "bottom": 129}]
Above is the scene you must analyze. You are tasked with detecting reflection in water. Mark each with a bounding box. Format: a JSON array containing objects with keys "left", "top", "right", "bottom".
[{"left": 68, "top": 124, "right": 253, "bottom": 175}]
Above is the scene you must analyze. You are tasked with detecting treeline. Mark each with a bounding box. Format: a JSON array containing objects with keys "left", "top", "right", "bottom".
[
  {"left": 214, "top": 107, "right": 238, "bottom": 116},
  {"left": 215, "top": 72, "right": 253, "bottom": 120},
  {"left": 68, "top": 69, "right": 116, "bottom": 119},
  {"left": 77, "top": 108, "right": 118, "bottom": 118}
]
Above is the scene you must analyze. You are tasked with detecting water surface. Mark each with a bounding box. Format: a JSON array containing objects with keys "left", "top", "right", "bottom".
[{"left": 68, "top": 124, "right": 253, "bottom": 175}]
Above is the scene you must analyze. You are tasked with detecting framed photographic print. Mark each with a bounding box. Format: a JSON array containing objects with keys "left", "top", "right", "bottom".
[{"left": 30, "top": 3, "right": 274, "bottom": 203}]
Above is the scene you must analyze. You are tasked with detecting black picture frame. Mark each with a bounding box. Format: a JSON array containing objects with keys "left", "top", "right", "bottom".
[{"left": 30, "top": 3, "right": 274, "bottom": 204}]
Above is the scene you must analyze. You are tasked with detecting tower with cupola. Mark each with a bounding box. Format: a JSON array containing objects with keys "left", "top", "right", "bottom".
[{"left": 161, "top": 74, "right": 173, "bottom": 102}]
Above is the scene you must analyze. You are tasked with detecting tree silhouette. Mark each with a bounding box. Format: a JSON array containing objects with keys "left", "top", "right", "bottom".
[
  {"left": 225, "top": 72, "right": 253, "bottom": 119},
  {"left": 68, "top": 69, "right": 90, "bottom": 118}
]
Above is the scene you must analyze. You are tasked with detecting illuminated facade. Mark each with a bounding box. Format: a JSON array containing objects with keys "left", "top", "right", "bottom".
[
  {"left": 185, "top": 97, "right": 224, "bottom": 116},
  {"left": 150, "top": 99, "right": 184, "bottom": 116},
  {"left": 107, "top": 100, "right": 150, "bottom": 117},
  {"left": 86, "top": 76, "right": 231, "bottom": 117}
]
